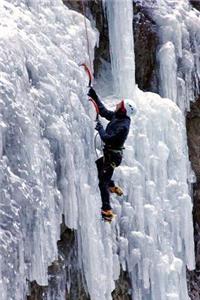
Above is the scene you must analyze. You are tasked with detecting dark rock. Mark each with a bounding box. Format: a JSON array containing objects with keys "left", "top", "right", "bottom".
[
  {"left": 63, "top": 0, "right": 83, "bottom": 13},
  {"left": 187, "top": 97, "right": 200, "bottom": 225},
  {"left": 187, "top": 96, "right": 200, "bottom": 299},
  {"left": 63, "top": 0, "right": 110, "bottom": 78},
  {"left": 27, "top": 217, "right": 90, "bottom": 300},
  {"left": 89, "top": 1, "right": 110, "bottom": 76},
  {"left": 27, "top": 281, "right": 47, "bottom": 300},
  {"left": 190, "top": 0, "right": 200, "bottom": 11},
  {"left": 133, "top": 1, "right": 159, "bottom": 91},
  {"left": 112, "top": 268, "right": 132, "bottom": 300}
]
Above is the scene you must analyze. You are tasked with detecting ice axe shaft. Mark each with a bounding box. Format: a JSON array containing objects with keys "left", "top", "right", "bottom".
[
  {"left": 79, "top": 63, "right": 98, "bottom": 120},
  {"left": 79, "top": 63, "right": 93, "bottom": 87}
]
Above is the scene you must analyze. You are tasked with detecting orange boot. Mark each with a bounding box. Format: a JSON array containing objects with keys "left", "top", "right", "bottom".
[
  {"left": 101, "top": 209, "right": 115, "bottom": 222},
  {"left": 109, "top": 186, "right": 123, "bottom": 196}
]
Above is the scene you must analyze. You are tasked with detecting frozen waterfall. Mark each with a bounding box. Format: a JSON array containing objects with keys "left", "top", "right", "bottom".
[
  {"left": 104, "top": 0, "right": 195, "bottom": 299},
  {"left": 0, "top": 0, "right": 196, "bottom": 300},
  {"left": 0, "top": 1, "right": 103, "bottom": 299},
  {"left": 147, "top": 0, "right": 200, "bottom": 112}
]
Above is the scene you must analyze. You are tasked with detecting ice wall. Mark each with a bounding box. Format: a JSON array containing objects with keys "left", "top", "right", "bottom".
[
  {"left": 0, "top": 1, "right": 111, "bottom": 299},
  {"left": 143, "top": 0, "right": 200, "bottom": 112},
  {"left": 113, "top": 90, "right": 195, "bottom": 299},
  {"left": 103, "top": 0, "right": 195, "bottom": 299},
  {"left": 0, "top": 0, "right": 196, "bottom": 300}
]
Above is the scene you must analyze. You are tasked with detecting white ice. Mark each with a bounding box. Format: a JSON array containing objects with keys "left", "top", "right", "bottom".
[
  {"left": 0, "top": 1, "right": 106, "bottom": 299},
  {"left": 149, "top": 0, "right": 200, "bottom": 112},
  {"left": 0, "top": 0, "right": 195, "bottom": 300},
  {"left": 103, "top": 0, "right": 135, "bottom": 98},
  {"left": 104, "top": 0, "right": 195, "bottom": 299}
]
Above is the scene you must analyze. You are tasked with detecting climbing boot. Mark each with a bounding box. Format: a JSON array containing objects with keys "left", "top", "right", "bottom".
[
  {"left": 109, "top": 186, "right": 123, "bottom": 196},
  {"left": 101, "top": 209, "right": 115, "bottom": 223}
]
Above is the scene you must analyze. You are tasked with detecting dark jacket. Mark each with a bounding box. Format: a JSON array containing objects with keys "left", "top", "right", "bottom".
[{"left": 95, "top": 96, "right": 131, "bottom": 150}]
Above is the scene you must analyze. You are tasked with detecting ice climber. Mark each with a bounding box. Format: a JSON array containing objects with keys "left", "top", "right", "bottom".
[{"left": 88, "top": 87, "right": 137, "bottom": 222}]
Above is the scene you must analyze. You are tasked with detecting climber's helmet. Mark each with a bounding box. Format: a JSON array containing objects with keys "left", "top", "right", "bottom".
[{"left": 116, "top": 99, "right": 137, "bottom": 117}]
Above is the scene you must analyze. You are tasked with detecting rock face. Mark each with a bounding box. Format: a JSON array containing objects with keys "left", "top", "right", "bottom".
[
  {"left": 190, "top": 0, "right": 200, "bottom": 11},
  {"left": 89, "top": 1, "right": 110, "bottom": 76},
  {"left": 111, "top": 270, "right": 132, "bottom": 300},
  {"left": 182, "top": 2, "right": 200, "bottom": 286},
  {"left": 187, "top": 98, "right": 200, "bottom": 300},
  {"left": 133, "top": 2, "right": 158, "bottom": 91}
]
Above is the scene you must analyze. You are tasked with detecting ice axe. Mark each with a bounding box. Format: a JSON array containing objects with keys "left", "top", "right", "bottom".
[
  {"left": 79, "top": 63, "right": 99, "bottom": 121},
  {"left": 79, "top": 63, "right": 92, "bottom": 87}
]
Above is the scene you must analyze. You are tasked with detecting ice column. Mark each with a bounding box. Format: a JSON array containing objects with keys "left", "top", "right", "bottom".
[
  {"left": 104, "top": 0, "right": 135, "bottom": 98},
  {"left": 157, "top": 42, "right": 178, "bottom": 103}
]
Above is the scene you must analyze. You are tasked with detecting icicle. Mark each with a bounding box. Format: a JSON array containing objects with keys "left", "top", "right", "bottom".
[
  {"left": 157, "top": 42, "right": 178, "bottom": 103},
  {"left": 104, "top": 0, "right": 135, "bottom": 98},
  {"left": 152, "top": 0, "right": 200, "bottom": 112}
]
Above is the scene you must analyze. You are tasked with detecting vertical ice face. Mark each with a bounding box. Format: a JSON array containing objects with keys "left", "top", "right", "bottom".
[
  {"left": 0, "top": 1, "right": 196, "bottom": 300},
  {"left": 157, "top": 42, "right": 178, "bottom": 103},
  {"left": 103, "top": 0, "right": 195, "bottom": 299},
  {"left": 104, "top": 0, "right": 135, "bottom": 98},
  {"left": 150, "top": 0, "right": 200, "bottom": 112},
  {"left": 0, "top": 1, "right": 107, "bottom": 299},
  {"left": 116, "top": 90, "right": 195, "bottom": 299}
]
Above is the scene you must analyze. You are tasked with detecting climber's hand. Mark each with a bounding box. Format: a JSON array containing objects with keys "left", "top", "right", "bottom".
[
  {"left": 95, "top": 121, "right": 103, "bottom": 132},
  {"left": 87, "top": 87, "right": 98, "bottom": 101}
]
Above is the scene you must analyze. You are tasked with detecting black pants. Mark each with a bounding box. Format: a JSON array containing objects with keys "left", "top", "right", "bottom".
[{"left": 96, "top": 151, "right": 122, "bottom": 211}]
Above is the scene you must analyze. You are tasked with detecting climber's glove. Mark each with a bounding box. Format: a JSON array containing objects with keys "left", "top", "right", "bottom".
[
  {"left": 95, "top": 121, "right": 103, "bottom": 132},
  {"left": 87, "top": 87, "right": 98, "bottom": 102}
]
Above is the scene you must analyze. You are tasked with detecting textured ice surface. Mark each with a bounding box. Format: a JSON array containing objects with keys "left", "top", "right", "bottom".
[
  {"left": 104, "top": 0, "right": 195, "bottom": 299},
  {"left": 119, "top": 89, "right": 195, "bottom": 299},
  {"left": 146, "top": 0, "right": 200, "bottom": 112},
  {"left": 104, "top": 0, "right": 135, "bottom": 98},
  {"left": 0, "top": 1, "right": 100, "bottom": 299},
  {"left": 0, "top": 0, "right": 195, "bottom": 300}
]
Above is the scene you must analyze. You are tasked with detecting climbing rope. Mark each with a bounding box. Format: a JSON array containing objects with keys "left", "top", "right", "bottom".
[
  {"left": 94, "top": 132, "right": 104, "bottom": 158},
  {"left": 94, "top": 132, "right": 99, "bottom": 158},
  {"left": 81, "top": 0, "right": 93, "bottom": 72}
]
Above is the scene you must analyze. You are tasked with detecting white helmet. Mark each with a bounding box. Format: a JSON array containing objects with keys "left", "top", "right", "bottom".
[{"left": 123, "top": 99, "right": 137, "bottom": 117}]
